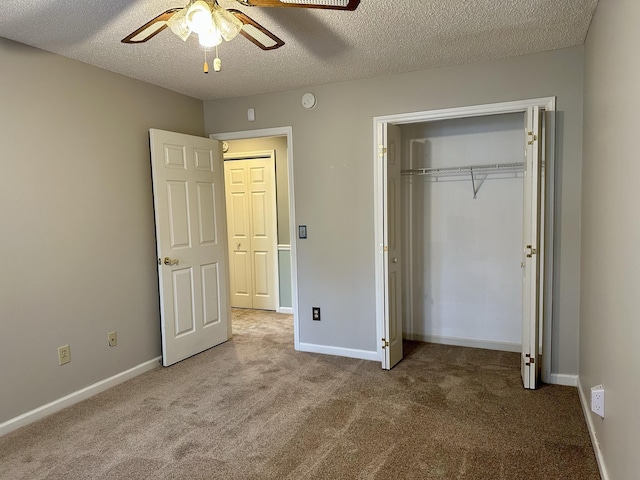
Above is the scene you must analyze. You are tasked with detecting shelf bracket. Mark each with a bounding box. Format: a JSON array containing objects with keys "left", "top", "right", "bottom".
[
  {"left": 470, "top": 168, "right": 488, "bottom": 199},
  {"left": 470, "top": 167, "right": 477, "bottom": 199}
]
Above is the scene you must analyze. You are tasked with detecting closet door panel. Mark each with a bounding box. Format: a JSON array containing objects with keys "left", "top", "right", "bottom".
[
  {"left": 521, "top": 106, "right": 542, "bottom": 389},
  {"left": 224, "top": 162, "right": 253, "bottom": 308},
  {"left": 384, "top": 124, "right": 403, "bottom": 369},
  {"left": 224, "top": 155, "right": 278, "bottom": 311}
]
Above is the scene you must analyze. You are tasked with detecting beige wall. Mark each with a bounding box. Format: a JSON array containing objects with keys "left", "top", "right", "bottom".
[
  {"left": 204, "top": 47, "right": 584, "bottom": 375},
  {"left": 0, "top": 39, "right": 204, "bottom": 424},
  {"left": 581, "top": 0, "right": 640, "bottom": 477}
]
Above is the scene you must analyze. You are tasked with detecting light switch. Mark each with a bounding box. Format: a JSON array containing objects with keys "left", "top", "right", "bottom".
[{"left": 298, "top": 225, "right": 307, "bottom": 239}]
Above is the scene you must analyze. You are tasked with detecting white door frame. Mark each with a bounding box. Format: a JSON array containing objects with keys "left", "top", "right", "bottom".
[
  {"left": 373, "top": 97, "right": 556, "bottom": 383},
  {"left": 210, "top": 127, "right": 299, "bottom": 350}
]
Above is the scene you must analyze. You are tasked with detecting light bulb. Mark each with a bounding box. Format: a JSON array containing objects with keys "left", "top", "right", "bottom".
[
  {"left": 186, "top": 0, "right": 213, "bottom": 35},
  {"left": 199, "top": 28, "right": 222, "bottom": 48}
]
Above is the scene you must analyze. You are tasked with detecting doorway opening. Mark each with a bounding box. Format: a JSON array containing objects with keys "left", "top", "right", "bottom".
[
  {"left": 211, "top": 127, "right": 299, "bottom": 349},
  {"left": 374, "top": 98, "right": 556, "bottom": 389}
]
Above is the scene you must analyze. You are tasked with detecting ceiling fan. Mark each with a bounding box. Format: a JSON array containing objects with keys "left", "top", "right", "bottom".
[{"left": 122, "top": 0, "right": 360, "bottom": 72}]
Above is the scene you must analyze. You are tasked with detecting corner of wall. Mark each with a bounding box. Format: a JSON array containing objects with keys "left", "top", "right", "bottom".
[{"left": 576, "top": 377, "right": 609, "bottom": 480}]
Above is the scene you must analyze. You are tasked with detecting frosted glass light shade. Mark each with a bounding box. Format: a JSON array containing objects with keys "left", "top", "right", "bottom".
[
  {"left": 167, "top": 8, "right": 191, "bottom": 41},
  {"left": 186, "top": 0, "right": 213, "bottom": 35},
  {"left": 212, "top": 7, "right": 243, "bottom": 41}
]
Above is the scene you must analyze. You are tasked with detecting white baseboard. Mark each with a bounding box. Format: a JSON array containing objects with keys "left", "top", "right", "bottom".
[
  {"left": 298, "top": 342, "right": 379, "bottom": 362},
  {"left": 277, "top": 307, "right": 293, "bottom": 314},
  {"left": 0, "top": 357, "right": 161, "bottom": 437},
  {"left": 404, "top": 332, "right": 521, "bottom": 353},
  {"left": 547, "top": 373, "right": 578, "bottom": 387},
  {"left": 577, "top": 378, "right": 609, "bottom": 480}
]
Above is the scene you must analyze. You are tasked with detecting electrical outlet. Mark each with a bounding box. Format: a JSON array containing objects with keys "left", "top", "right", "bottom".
[
  {"left": 591, "top": 384, "right": 605, "bottom": 418},
  {"left": 58, "top": 345, "right": 70, "bottom": 365},
  {"left": 312, "top": 307, "right": 321, "bottom": 321},
  {"left": 108, "top": 331, "right": 117, "bottom": 347}
]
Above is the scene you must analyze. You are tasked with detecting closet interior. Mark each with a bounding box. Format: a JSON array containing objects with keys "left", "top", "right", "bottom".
[{"left": 399, "top": 113, "right": 526, "bottom": 352}]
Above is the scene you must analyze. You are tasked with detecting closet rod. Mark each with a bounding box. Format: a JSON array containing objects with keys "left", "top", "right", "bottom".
[{"left": 401, "top": 161, "right": 525, "bottom": 177}]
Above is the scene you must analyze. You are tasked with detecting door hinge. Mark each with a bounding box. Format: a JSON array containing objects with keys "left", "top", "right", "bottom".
[
  {"left": 527, "top": 131, "right": 538, "bottom": 145},
  {"left": 381, "top": 338, "right": 389, "bottom": 349},
  {"left": 526, "top": 245, "right": 537, "bottom": 258},
  {"left": 379, "top": 145, "right": 387, "bottom": 157},
  {"left": 525, "top": 353, "right": 535, "bottom": 366}
]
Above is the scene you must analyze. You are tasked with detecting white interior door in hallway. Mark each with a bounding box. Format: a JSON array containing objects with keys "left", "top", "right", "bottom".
[
  {"left": 224, "top": 152, "right": 278, "bottom": 310},
  {"left": 149, "top": 129, "right": 231, "bottom": 367},
  {"left": 375, "top": 99, "right": 555, "bottom": 389}
]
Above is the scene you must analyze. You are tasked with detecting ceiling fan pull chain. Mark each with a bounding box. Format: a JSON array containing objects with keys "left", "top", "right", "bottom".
[
  {"left": 214, "top": 45, "right": 222, "bottom": 72},
  {"left": 203, "top": 49, "right": 209, "bottom": 74}
]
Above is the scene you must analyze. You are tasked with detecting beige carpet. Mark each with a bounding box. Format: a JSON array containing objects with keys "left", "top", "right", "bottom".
[{"left": 0, "top": 309, "right": 599, "bottom": 479}]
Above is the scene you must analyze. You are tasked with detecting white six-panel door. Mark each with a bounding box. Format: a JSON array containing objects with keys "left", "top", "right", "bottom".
[
  {"left": 149, "top": 129, "right": 230, "bottom": 367},
  {"left": 224, "top": 155, "right": 278, "bottom": 310}
]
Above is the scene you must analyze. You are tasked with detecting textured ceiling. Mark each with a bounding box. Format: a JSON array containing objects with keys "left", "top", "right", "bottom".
[{"left": 0, "top": 0, "right": 597, "bottom": 101}]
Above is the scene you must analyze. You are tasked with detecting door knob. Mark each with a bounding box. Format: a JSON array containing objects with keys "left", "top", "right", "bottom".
[
  {"left": 236, "top": 242, "right": 241, "bottom": 250},
  {"left": 163, "top": 257, "right": 179, "bottom": 266},
  {"left": 392, "top": 258, "right": 398, "bottom": 263}
]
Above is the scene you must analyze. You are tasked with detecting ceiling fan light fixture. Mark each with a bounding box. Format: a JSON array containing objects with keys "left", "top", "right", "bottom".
[
  {"left": 199, "top": 27, "right": 223, "bottom": 48},
  {"left": 167, "top": 8, "right": 192, "bottom": 41},
  {"left": 186, "top": 0, "right": 214, "bottom": 35},
  {"left": 212, "top": 6, "right": 243, "bottom": 42}
]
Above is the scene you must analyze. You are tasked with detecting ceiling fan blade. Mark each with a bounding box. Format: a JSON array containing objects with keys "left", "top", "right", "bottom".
[
  {"left": 237, "top": 0, "right": 360, "bottom": 10},
  {"left": 229, "top": 9, "right": 285, "bottom": 50},
  {"left": 121, "top": 8, "right": 181, "bottom": 44}
]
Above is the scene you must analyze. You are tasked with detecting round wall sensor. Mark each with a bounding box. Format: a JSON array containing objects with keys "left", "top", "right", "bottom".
[{"left": 302, "top": 93, "right": 317, "bottom": 109}]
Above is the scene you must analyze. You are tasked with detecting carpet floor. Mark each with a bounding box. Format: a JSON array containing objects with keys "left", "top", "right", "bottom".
[{"left": 0, "top": 309, "right": 600, "bottom": 479}]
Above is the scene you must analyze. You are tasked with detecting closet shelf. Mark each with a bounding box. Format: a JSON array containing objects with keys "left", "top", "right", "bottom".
[
  {"left": 402, "top": 161, "right": 526, "bottom": 199},
  {"left": 401, "top": 161, "right": 525, "bottom": 178}
]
